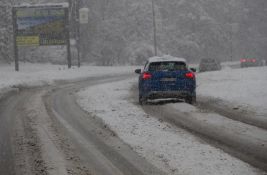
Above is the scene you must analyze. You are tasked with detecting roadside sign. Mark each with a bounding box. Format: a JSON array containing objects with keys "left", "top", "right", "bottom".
[
  {"left": 79, "top": 8, "right": 89, "bottom": 24},
  {"left": 14, "top": 6, "right": 68, "bottom": 46},
  {"left": 12, "top": 3, "right": 72, "bottom": 71},
  {"left": 70, "top": 39, "right": 76, "bottom": 46}
]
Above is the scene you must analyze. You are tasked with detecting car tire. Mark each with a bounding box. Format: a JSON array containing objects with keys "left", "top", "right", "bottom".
[
  {"left": 185, "top": 95, "right": 196, "bottom": 105},
  {"left": 139, "top": 95, "right": 147, "bottom": 105}
]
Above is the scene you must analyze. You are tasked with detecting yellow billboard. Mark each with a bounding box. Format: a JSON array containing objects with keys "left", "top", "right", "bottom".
[{"left": 16, "top": 36, "right": 40, "bottom": 46}]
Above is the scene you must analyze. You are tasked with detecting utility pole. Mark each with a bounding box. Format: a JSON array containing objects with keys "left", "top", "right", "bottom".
[
  {"left": 152, "top": 0, "right": 158, "bottom": 56},
  {"left": 68, "top": 0, "right": 80, "bottom": 67},
  {"left": 230, "top": 25, "right": 233, "bottom": 62},
  {"left": 229, "top": 4, "right": 233, "bottom": 62}
]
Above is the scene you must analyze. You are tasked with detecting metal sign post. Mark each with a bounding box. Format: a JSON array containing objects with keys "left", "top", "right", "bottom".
[
  {"left": 65, "top": 8, "right": 71, "bottom": 68},
  {"left": 12, "top": 7, "right": 19, "bottom": 71},
  {"left": 78, "top": 7, "right": 89, "bottom": 67}
]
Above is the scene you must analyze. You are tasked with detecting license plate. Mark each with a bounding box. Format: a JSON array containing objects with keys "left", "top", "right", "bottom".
[{"left": 161, "top": 78, "right": 176, "bottom": 82}]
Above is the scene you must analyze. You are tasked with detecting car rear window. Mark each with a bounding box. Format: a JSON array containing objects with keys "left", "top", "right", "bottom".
[{"left": 148, "top": 61, "right": 187, "bottom": 72}]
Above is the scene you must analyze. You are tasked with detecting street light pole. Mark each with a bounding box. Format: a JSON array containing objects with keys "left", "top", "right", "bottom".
[
  {"left": 229, "top": 4, "right": 233, "bottom": 62},
  {"left": 152, "top": 0, "right": 158, "bottom": 56},
  {"left": 230, "top": 24, "right": 233, "bottom": 62}
]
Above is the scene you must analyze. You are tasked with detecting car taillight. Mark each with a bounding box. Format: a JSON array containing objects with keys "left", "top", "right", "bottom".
[
  {"left": 185, "top": 72, "right": 195, "bottom": 79},
  {"left": 142, "top": 72, "right": 152, "bottom": 80},
  {"left": 240, "top": 59, "right": 246, "bottom": 62}
]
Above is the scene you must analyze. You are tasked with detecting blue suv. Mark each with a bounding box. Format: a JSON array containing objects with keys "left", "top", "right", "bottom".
[{"left": 135, "top": 56, "right": 196, "bottom": 105}]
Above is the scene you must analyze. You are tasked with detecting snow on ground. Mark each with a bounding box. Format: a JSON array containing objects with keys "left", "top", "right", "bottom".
[
  {"left": 197, "top": 66, "right": 267, "bottom": 114},
  {"left": 1, "top": 61, "right": 266, "bottom": 174},
  {"left": 0, "top": 62, "right": 135, "bottom": 96},
  {"left": 221, "top": 61, "right": 240, "bottom": 67},
  {"left": 77, "top": 78, "right": 265, "bottom": 175}
]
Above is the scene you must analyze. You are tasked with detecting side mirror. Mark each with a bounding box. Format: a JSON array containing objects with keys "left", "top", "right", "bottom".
[
  {"left": 190, "top": 68, "right": 196, "bottom": 72},
  {"left": 135, "top": 69, "right": 141, "bottom": 74}
]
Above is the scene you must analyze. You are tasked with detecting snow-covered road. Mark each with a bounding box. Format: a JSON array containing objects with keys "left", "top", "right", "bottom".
[
  {"left": 0, "top": 63, "right": 267, "bottom": 175},
  {"left": 78, "top": 77, "right": 267, "bottom": 175}
]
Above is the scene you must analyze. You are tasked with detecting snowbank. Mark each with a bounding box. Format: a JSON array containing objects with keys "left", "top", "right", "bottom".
[
  {"left": 77, "top": 78, "right": 264, "bottom": 175},
  {"left": 197, "top": 66, "right": 267, "bottom": 114},
  {"left": 0, "top": 62, "right": 135, "bottom": 97}
]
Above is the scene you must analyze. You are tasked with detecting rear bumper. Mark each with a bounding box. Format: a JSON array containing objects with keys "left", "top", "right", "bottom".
[
  {"left": 241, "top": 62, "right": 259, "bottom": 67},
  {"left": 144, "top": 91, "right": 193, "bottom": 99}
]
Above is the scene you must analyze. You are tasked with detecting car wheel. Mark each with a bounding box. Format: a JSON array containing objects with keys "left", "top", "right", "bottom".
[
  {"left": 139, "top": 95, "right": 147, "bottom": 105},
  {"left": 185, "top": 96, "right": 196, "bottom": 105}
]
